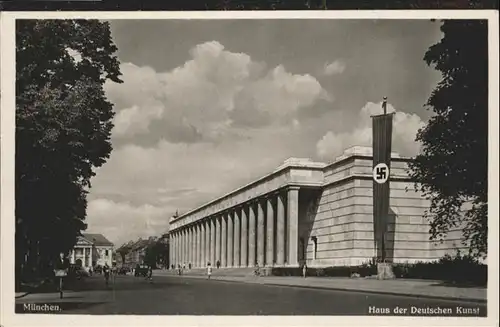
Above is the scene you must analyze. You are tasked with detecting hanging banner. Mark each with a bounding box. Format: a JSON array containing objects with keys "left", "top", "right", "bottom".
[{"left": 372, "top": 112, "right": 394, "bottom": 261}]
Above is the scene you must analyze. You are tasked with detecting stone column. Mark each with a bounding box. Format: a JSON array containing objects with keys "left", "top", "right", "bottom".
[
  {"left": 182, "top": 229, "right": 186, "bottom": 265},
  {"left": 184, "top": 229, "right": 188, "bottom": 265},
  {"left": 178, "top": 231, "right": 182, "bottom": 265},
  {"left": 196, "top": 225, "right": 201, "bottom": 267},
  {"left": 276, "top": 192, "right": 286, "bottom": 266},
  {"left": 221, "top": 214, "right": 227, "bottom": 267},
  {"left": 266, "top": 197, "right": 275, "bottom": 266},
  {"left": 215, "top": 216, "right": 221, "bottom": 264},
  {"left": 240, "top": 206, "right": 248, "bottom": 267},
  {"left": 186, "top": 226, "right": 193, "bottom": 267},
  {"left": 210, "top": 218, "right": 216, "bottom": 265},
  {"left": 257, "top": 199, "right": 265, "bottom": 266},
  {"left": 174, "top": 232, "right": 178, "bottom": 266},
  {"left": 198, "top": 224, "right": 202, "bottom": 267},
  {"left": 90, "top": 246, "right": 93, "bottom": 268},
  {"left": 227, "top": 211, "right": 234, "bottom": 267},
  {"left": 191, "top": 225, "right": 198, "bottom": 267},
  {"left": 192, "top": 226, "right": 196, "bottom": 265},
  {"left": 234, "top": 209, "right": 241, "bottom": 267},
  {"left": 176, "top": 232, "right": 180, "bottom": 266},
  {"left": 169, "top": 235, "right": 173, "bottom": 268},
  {"left": 248, "top": 202, "right": 257, "bottom": 267},
  {"left": 205, "top": 219, "right": 211, "bottom": 266},
  {"left": 191, "top": 226, "right": 195, "bottom": 267},
  {"left": 179, "top": 231, "right": 182, "bottom": 265},
  {"left": 171, "top": 233, "right": 174, "bottom": 267},
  {"left": 287, "top": 186, "right": 300, "bottom": 267},
  {"left": 200, "top": 222, "right": 206, "bottom": 267},
  {"left": 191, "top": 226, "right": 195, "bottom": 265},
  {"left": 72, "top": 249, "right": 76, "bottom": 264}
]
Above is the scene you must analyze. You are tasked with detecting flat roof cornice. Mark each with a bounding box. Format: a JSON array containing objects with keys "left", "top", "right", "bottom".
[
  {"left": 170, "top": 153, "right": 415, "bottom": 227},
  {"left": 171, "top": 161, "right": 325, "bottom": 222}
]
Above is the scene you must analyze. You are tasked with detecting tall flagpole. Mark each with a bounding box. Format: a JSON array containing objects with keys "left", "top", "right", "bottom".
[
  {"left": 372, "top": 96, "right": 394, "bottom": 279},
  {"left": 381, "top": 97, "right": 387, "bottom": 263}
]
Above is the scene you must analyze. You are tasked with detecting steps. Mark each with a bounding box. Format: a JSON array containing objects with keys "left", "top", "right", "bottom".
[{"left": 155, "top": 267, "right": 257, "bottom": 277}]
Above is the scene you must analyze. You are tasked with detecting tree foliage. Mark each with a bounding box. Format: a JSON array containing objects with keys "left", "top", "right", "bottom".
[
  {"left": 408, "top": 20, "right": 488, "bottom": 259},
  {"left": 16, "top": 20, "right": 122, "bottom": 280},
  {"left": 144, "top": 239, "right": 169, "bottom": 268}
]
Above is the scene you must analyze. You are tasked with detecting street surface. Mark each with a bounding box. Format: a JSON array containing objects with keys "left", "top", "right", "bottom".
[{"left": 16, "top": 274, "right": 487, "bottom": 316}]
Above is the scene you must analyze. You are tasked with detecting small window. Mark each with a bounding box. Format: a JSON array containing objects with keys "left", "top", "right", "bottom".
[{"left": 105, "top": 250, "right": 109, "bottom": 256}]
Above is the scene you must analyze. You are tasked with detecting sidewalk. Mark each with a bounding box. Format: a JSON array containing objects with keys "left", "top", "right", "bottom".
[{"left": 154, "top": 270, "right": 487, "bottom": 303}]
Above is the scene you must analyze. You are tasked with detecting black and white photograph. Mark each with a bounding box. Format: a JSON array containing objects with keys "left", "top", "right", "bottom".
[{"left": 0, "top": 10, "right": 498, "bottom": 325}]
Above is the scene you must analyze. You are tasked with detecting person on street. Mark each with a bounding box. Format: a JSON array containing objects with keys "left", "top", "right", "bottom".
[
  {"left": 54, "top": 252, "right": 70, "bottom": 297},
  {"left": 103, "top": 263, "right": 111, "bottom": 286},
  {"left": 145, "top": 266, "right": 153, "bottom": 283},
  {"left": 254, "top": 263, "right": 260, "bottom": 277},
  {"left": 207, "top": 262, "right": 212, "bottom": 280},
  {"left": 302, "top": 263, "right": 307, "bottom": 278},
  {"left": 216, "top": 260, "right": 221, "bottom": 269}
]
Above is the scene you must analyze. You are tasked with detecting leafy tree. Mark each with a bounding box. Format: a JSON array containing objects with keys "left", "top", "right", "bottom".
[
  {"left": 144, "top": 239, "right": 169, "bottom": 268},
  {"left": 116, "top": 245, "right": 131, "bottom": 266},
  {"left": 408, "top": 20, "right": 488, "bottom": 259},
  {"left": 16, "top": 20, "right": 122, "bottom": 284}
]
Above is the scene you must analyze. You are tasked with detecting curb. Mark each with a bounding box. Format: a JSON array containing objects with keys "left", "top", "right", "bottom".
[
  {"left": 261, "top": 282, "right": 487, "bottom": 304},
  {"left": 160, "top": 274, "right": 487, "bottom": 304},
  {"left": 15, "top": 278, "right": 57, "bottom": 299},
  {"left": 15, "top": 292, "right": 31, "bottom": 299}
]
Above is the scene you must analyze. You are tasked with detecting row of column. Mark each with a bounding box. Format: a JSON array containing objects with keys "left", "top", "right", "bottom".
[{"left": 170, "top": 186, "right": 300, "bottom": 268}]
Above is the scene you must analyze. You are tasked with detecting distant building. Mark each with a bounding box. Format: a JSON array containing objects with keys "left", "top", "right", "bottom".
[
  {"left": 69, "top": 233, "right": 114, "bottom": 270},
  {"left": 117, "top": 236, "right": 165, "bottom": 268}
]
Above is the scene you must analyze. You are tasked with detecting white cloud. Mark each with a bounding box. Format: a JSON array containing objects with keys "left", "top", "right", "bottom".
[
  {"left": 90, "top": 41, "right": 334, "bottom": 244},
  {"left": 86, "top": 198, "right": 171, "bottom": 246},
  {"left": 104, "top": 41, "right": 329, "bottom": 141},
  {"left": 316, "top": 102, "right": 425, "bottom": 159},
  {"left": 88, "top": 123, "right": 313, "bottom": 245},
  {"left": 323, "top": 60, "right": 346, "bottom": 75}
]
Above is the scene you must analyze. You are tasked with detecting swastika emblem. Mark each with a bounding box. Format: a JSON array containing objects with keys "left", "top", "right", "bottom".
[{"left": 373, "top": 163, "right": 389, "bottom": 184}]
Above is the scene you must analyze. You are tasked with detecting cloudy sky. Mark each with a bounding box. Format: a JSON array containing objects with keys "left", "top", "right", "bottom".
[{"left": 85, "top": 19, "right": 443, "bottom": 246}]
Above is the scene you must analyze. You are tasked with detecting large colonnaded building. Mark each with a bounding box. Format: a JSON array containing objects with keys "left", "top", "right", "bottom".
[{"left": 169, "top": 146, "right": 466, "bottom": 268}]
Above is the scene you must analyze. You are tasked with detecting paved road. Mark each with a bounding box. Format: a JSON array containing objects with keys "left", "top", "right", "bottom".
[{"left": 16, "top": 274, "right": 487, "bottom": 316}]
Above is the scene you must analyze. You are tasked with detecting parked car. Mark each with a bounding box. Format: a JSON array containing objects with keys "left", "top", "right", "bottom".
[
  {"left": 134, "top": 264, "right": 149, "bottom": 277},
  {"left": 94, "top": 265, "right": 103, "bottom": 274},
  {"left": 118, "top": 267, "right": 130, "bottom": 275},
  {"left": 68, "top": 264, "right": 89, "bottom": 280}
]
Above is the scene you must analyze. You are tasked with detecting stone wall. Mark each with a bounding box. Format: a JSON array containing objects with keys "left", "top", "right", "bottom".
[{"left": 302, "top": 155, "right": 469, "bottom": 267}]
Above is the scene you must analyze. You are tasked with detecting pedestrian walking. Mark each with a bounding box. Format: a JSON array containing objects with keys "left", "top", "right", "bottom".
[
  {"left": 216, "top": 260, "right": 221, "bottom": 269},
  {"left": 145, "top": 266, "right": 153, "bottom": 283},
  {"left": 103, "top": 263, "right": 111, "bottom": 286},
  {"left": 254, "top": 263, "right": 260, "bottom": 277},
  {"left": 207, "top": 262, "right": 212, "bottom": 280},
  {"left": 302, "top": 263, "right": 307, "bottom": 278},
  {"left": 188, "top": 263, "right": 192, "bottom": 270}
]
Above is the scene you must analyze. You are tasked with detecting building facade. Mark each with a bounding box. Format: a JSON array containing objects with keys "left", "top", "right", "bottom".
[
  {"left": 69, "top": 233, "right": 114, "bottom": 270},
  {"left": 169, "top": 146, "right": 467, "bottom": 268}
]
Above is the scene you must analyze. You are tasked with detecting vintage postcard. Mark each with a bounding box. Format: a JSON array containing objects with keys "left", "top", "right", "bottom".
[{"left": 1, "top": 9, "right": 498, "bottom": 327}]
